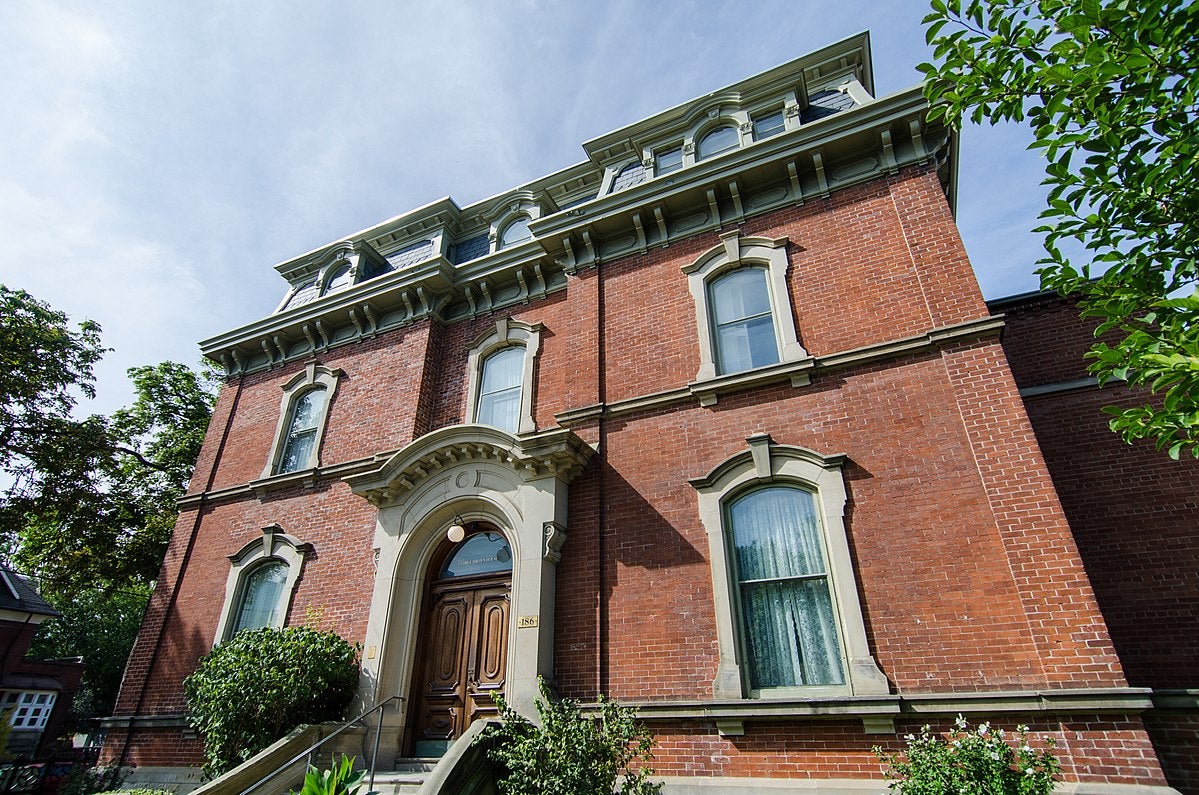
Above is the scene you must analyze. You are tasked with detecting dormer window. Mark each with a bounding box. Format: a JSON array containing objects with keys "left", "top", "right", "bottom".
[
  {"left": 499, "top": 217, "right": 532, "bottom": 249},
  {"left": 655, "top": 146, "right": 683, "bottom": 176},
  {"left": 323, "top": 263, "right": 354, "bottom": 294},
  {"left": 753, "top": 110, "right": 786, "bottom": 140},
  {"left": 697, "top": 125, "right": 739, "bottom": 160}
]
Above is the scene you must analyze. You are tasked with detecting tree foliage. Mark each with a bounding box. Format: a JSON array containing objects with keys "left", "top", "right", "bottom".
[
  {"left": 0, "top": 285, "right": 218, "bottom": 592},
  {"left": 183, "top": 627, "right": 359, "bottom": 778},
  {"left": 919, "top": 0, "right": 1199, "bottom": 457},
  {"left": 478, "top": 678, "right": 662, "bottom": 795},
  {"left": 28, "top": 582, "right": 152, "bottom": 725}
]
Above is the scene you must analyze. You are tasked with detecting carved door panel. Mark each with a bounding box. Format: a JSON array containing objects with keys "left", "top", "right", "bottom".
[{"left": 412, "top": 576, "right": 509, "bottom": 755}]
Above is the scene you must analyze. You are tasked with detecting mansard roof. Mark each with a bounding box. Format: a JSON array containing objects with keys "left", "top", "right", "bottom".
[{"left": 202, "top": 31, "right": 953, "bottom": 378}]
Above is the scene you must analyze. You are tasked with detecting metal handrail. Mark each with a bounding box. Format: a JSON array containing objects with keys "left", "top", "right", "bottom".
[{"left": 237, "top": 695, "right": 403, "bottom": 795}]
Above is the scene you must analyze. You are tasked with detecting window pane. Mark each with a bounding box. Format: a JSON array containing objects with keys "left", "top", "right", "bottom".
[
  {"left": 741, "top": 578, "right": 843, "bottom": 688},
  {"left": 500, "top": 218, "right": 531, "bottom": 248},
  {"left": 698, "top": 125, "right": 739, "bottom": 159},
  {"left": 478, "top": 387, "right": 521, "bottom": 433},
  {"left": 324, "top": 264, "right": 353, "bottom": 294},
  {"left": 710, "top": 269, "right": 779, "bottom": 373},
  {"left": 478, "top": 347, "right": 524, "bottom": 433},
  {"left": 730, "top": 487, "right": 843, "bottom": 688},
  {"left": 711, "top": 269, "right": 772, "bottom": 324},
  {"left": 655, "top": 147, "right": 683, "bottom": 175},
  {"left": 440, "top": 532, "right": 513, "bottom": 579},
  {"left": 232, "top": 561, "right": 288, "bottom": 635},
  {"left": 278, "top": 388, "right": 326, "bottom": 474},
  {"left": 753, "top": 110, "right": 785, "bottom": 140},
  {"left": 289, "top": 389, "right": 326, "bottom": 435}
]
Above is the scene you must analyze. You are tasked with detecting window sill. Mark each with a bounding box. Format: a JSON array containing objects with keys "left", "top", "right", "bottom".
[
  {"left": 688, "top": 357, "right": 815, "bottom": 407},
  {"left": 249, "top": 468, "right": 321, "bottom": 497},
  {"left": 613, "top": 686, "right": 1154, "bottom": 737}
]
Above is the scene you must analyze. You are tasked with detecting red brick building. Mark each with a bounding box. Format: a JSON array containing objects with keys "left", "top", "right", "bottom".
[{"left": 102, "top": 34, "right": 1195, "bottom": 794}]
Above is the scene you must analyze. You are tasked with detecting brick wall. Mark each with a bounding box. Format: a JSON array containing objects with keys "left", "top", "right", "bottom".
[{"left": 105, "top": 168, "right": 1173, "bottom": 787}]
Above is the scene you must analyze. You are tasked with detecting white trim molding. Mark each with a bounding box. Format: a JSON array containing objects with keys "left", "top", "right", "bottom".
[
  {"left": 689, "top": 433, "right": 887, "bottom": 700},
  {"left": 213, "top": 524, "right": 312, "bottom": 644},
  {"left": 682, "top": 232, "right": 809, "bottom": 388},
  {"left": 262, "top": 363, "right": 342, "bottom": 478},
  {"left": 464, "top": 317, "right": 543, "bottom": 435}
]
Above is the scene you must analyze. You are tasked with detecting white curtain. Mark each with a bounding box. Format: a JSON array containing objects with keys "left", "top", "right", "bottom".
[
  {"left": 477, "top": 347, "right": 524, "bottom": 433},
  {"left": 730, "top": 487, "right": 844, "bottom": 688},
  {"left": 233, "top": 561, "right": 288, "bottom": 635}
]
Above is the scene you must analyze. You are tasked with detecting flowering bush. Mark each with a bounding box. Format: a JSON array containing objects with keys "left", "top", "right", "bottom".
[{"left": 876, "top": 716, "right": 1059, "bottom": 795}]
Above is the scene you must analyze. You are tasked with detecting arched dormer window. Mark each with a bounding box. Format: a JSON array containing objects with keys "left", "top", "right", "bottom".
[
  {"left": 264, "top": 364, "right": 342, "bottom": 478},
  {"left": 499, "top": 217, "right": 532, "bottom": 249},
  {"left": 697, "top": 124, "right": 740, "bottom": 160},
  {"left": 323, "top": 262, "right": 354, "bottom": 294},
  {"left": 214, "top": 526, "right": 311, "bottom": 643},
  {"left": 465, "top": 317, "right": 542, "bottom": 435}
]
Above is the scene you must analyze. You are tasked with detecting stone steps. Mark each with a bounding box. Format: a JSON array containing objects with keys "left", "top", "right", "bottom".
[{"left": 362, "top": 758, "right": 439, "bottom": 795}]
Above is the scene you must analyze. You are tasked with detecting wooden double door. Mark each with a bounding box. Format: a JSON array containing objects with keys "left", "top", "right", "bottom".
[{"left": 409, "top": 536, "right": 511, "bottom": 756}]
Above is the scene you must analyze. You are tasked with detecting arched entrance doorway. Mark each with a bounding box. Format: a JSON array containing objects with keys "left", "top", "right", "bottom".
[{"left": 409, "top": 524, "right": 513, "bottom": 757}]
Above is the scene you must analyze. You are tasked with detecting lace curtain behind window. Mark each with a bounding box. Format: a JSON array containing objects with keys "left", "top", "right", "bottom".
[{"left": 730, "top": 486, "right": 844, "bottom": 688}]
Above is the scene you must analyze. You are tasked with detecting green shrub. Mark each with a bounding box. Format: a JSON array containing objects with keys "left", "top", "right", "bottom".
[
  {"left": 291, "top": 754, "right": 376, "bottom": 795},
  {"left": 875, "top": 716, "right": 1060, "bottom": 795},
  {"left": 184, "top": 627, "right": 359, "bottom": 777},
  {"left": 477, "top": 678, "right": 662, "bottom": 795}
]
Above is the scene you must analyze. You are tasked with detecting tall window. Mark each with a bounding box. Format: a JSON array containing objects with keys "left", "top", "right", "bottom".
[
  {"left": 465, "top": 318, "right": 541, "bottom": 435},
  {"left": 709, "top": 268, "right": 780, "bottom": 374},
  {"left": 697, "top": 125, "right": 739, "bottom": 160},
  {"left": 682, "top": 233, "right": 807, "bottom": 388},
  {"left": 263, "top": 364, "right": 341, "bottom": 480},
  {"left": 728, "top": 486, "right": 843, "bottom": 689},
  {"left": 689, "top": 436, "right": 888, "bottom": 699},
  {"left": 476, "top": 347, "right": 524, "bottom": 433},
  {"left": 230, "top": 560, "right": 289, "bottom": 635},
  {"left": 278, "top": 387, "right": 327, "bottom": 474},
  {"left": 214, "top": 526, "right": 311, "bottom": 644}
]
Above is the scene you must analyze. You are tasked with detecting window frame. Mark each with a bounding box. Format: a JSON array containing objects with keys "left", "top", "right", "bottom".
[
  {"left": 263, "top": 363, "right": 342, "bottom": 478},
  {"left": 214, "top": 525, "right": 311, "bottom": 644},
  {"left": 695, "top": 123, "right": 741, "bottom": 160},
  {"left": 1, "top": 690, "right": 57, "bottom": 732},
  {"left": 682, "top": 232, "right": 807, "bottom": 383},
  {"left": 689, "top": 434, "right": 888, "bottom": 699},
  {"left": 464, "top": 317, "right": 542, "bottom": 435}
]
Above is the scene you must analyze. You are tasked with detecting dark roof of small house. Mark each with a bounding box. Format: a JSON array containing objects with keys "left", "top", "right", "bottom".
[{"left": 0, "top": 571, "right": 59, "bottom": 618}]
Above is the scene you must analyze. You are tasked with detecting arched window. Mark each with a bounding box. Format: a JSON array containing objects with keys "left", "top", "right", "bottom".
[
  {"left": 465, "top": 318, "right": 541, "bottom": 435},
  {"left": 278, "top": 387, "right": 327, "bottom": 474},
  {"left": 440, "top": 531, "right": 513, "bottom": 579},
  {"left": 476, "top": 347, "right": 525, "bottom": 433},
  {"left": 689, "top": 435, "right": 887, "bottom": 700},
  {"left": 230, "top": 560, "right": 289, "bottom": 635},
  {"left": 727, "top": 486, "right": 843, "bottom": 689},
  {"left": 499, "top": 217, "right": 532, "bottom": 249},
  {"left": 214, "top": 526, "right": 312, "bottom": 644},
  {"left": 324, "top": 263, "right": 354, "bottom": 294},
  {"left": 709, "top": 268, "right": 780, "bottom": 374},
  {"left": 697, "top": 125, "right": 740, "bottom": 160}
]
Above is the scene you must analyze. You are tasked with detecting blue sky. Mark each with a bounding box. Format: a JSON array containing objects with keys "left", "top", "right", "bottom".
[{"left": 0, "top": 0, "right": 1048, "bottom": 414}]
